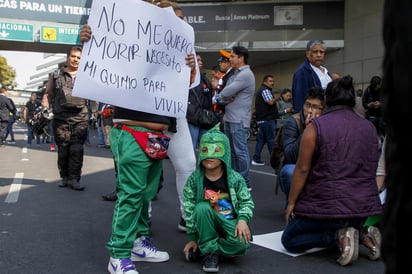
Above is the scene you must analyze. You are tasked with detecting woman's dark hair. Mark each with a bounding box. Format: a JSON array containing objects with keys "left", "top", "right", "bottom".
[
  {"left": 232, "top": 46, "right": 249, "bottom": 64},
  {"left": 324, "top": 75, "right": 356, "bottom": 108}
]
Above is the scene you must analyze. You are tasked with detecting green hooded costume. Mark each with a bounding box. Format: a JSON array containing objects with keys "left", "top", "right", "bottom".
[{"left": 183, "top": 124, "right": 254, "bottom": 256}]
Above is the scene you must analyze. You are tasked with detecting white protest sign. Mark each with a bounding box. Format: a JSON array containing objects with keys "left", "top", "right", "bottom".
[{"left": 73, "top": 0, "right": 195, "bottom": 118}]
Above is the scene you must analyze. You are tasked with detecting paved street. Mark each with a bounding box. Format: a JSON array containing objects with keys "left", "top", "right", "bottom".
[{"left": 0, "top": 124, "right": 384, "bottom": 273}]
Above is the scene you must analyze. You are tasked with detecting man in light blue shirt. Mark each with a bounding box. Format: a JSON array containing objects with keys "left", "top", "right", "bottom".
[{"left": 216, "top": 46, "right": 255, "bottom": 190}]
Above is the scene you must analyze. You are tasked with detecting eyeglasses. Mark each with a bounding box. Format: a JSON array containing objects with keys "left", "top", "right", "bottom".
[{"left": 304, "top": 102, "right": 323, "bottom": 111}]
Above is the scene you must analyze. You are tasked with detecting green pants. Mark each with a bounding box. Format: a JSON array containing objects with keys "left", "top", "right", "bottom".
[
  {"left": 193, "top": 201, "right": 250, "bottom": 257},
  {"left": 106, "top": 126, "right": 162, "bottom": 258},
  {"left": 364, "top": 214, "right": 382, "bottom": 227}
]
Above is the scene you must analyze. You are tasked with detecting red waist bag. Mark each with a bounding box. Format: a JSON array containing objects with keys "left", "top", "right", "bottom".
[{"left": 114, "top": 123, "right": 170, "bottom": 160}]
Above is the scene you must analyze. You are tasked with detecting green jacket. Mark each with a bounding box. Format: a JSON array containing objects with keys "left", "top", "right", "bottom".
[{"left": 182, "top": 126, "right": 254, "bottom": 242}]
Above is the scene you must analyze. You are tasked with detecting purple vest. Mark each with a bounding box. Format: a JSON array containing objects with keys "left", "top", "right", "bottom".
[{"left": 295, "top": 105, "right": 382, "bottom": 219}]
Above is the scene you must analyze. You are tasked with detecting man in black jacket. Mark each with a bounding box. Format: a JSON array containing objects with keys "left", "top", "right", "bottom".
[
  {"left": 3, "top": 88, "right": 18, "bottom": 144},
  {"left": 0, "top": 86, "right": 15, "bottom": 146},
  {"left": 43, "top": 46, "right": 88, "bottom": 191}
]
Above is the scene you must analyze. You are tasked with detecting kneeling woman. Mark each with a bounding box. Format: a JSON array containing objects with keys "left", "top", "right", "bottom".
[{"left": 281, "top": 75, "right": 382, "bottom": 266}]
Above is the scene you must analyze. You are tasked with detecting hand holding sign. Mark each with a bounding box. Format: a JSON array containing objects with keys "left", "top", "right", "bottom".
[{"left": 73, "top": 0, "right": 196, "bottom": 118}]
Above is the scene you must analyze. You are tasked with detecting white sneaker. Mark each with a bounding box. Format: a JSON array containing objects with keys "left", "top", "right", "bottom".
[
  {"left": 177, "top": 217, "right": 187, "bottom": 232},
  {"left": 108, "top": 257, "right": 139, "bottom": 274},
  {"left": 131, "top": 236, "right": 170, "bottom": 262},
  {"left": 251, "top": 160, "right": 264, "bottom": 166}
]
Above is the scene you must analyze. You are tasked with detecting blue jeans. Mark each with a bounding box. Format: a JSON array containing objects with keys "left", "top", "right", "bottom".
[
  {"left": 279, "top": 164, "right": 295, "bottom": 206},
  {"left": 97, "top": 125, "right": 105, "bottom": 145},
  {"left": 50, "top": 125, "right": 55, "bottom": 145},
  {"left": 46, "top": 121, "right": 55, "bottom": 145},
  {"left": 85, "top": 125, "right": 91, "bottom": 145},
  {"left": 188, "top": 122, "right": 208, "bottom": 151},
  {"left": 253, "top": 119, "right": 276, "bottom": 162},
  {"left": 6, "top": 116, "right": 15, "bottom": 141},
  {"left": 27, "top": 123, "right": 41, "bottom": 145},
  {"left": 224, "top": 120, "right": 251, "bottom": 187},
  {"left": 281, "top": 216, "right": 365, "bottom": 253}
]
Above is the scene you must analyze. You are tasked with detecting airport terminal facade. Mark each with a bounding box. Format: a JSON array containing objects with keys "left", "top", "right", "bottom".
[{"left": 0, "top": 0, "right": 384, "bottom": 92}]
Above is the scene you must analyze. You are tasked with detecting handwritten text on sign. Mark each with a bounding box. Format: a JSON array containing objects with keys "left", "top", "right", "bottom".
[{"left": 73, "top": 0, "right": 195, "bottom": 118}]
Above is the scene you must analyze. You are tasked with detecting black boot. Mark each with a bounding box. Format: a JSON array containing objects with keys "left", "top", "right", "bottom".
[
  {"left": 68, "top": 179, "right": 85, "bottom": 191},
  {"left": 58, "top": 178, "right": 68, "bottom": 187},
  {"left": 102, "top": 190, "right": 117, "bottom": 201}
]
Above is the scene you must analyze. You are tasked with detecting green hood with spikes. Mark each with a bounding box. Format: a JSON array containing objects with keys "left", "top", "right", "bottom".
[
  {"left": 198, "top": 123, "right": 231, "bottom": 168},
  {"left": 183, "top": 123, "right": 255, "bottom": 242}
]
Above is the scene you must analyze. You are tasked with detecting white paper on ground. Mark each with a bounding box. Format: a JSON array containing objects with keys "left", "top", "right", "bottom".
[{"left": 251, "top": 231, "right": 325, "bottom": 257}]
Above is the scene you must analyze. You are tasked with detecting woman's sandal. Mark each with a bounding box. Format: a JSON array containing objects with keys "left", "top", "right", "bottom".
[
  {"left": 337, "top": 227, "right": 359, "bottom": 266},
  {"left": 361, "top": 226, "right": 381, "bottom": 260}
]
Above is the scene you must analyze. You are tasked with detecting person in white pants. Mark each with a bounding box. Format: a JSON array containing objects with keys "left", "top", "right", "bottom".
[{"left": 166, "top": 117, "right": 197, "bottom": 232}]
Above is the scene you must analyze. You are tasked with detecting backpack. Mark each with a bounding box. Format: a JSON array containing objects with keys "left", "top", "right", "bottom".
[{"left": 270, "top": 114, "right": 303, "bottom": 172}]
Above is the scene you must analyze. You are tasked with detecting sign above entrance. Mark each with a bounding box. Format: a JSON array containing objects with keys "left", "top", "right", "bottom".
[
  {"left": 40, "top": 25, "right": 81, "bottom": 45},
  {"left": 0, "top": 21, "right": 33, "bottom": 42}
]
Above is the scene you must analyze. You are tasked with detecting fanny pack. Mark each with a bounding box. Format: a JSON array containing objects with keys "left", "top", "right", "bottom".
[{"left": 114, "top": 123, "right": 170, "bottom": 160}]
